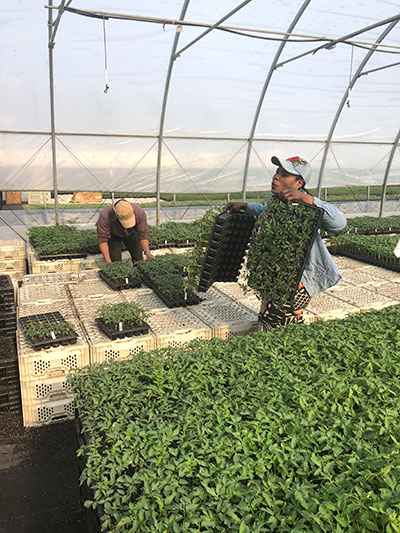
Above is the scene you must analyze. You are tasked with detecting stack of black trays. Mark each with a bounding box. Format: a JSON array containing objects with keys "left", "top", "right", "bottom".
[
  {"left": 0, "top": 275, "right": 20, "bottom": 413},
  {"left": 198, "top": 212, "right": 256, "bottom": 292}
]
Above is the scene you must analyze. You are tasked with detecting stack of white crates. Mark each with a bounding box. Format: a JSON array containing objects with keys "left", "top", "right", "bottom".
[
  {"left": 17, "top": 278, "right": 90, "bottom": 427},
  {"left": 0, "top": 240, "right": 26, "bottom": 281}
]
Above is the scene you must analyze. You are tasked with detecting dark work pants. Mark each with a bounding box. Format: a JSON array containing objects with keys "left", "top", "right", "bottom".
[{"left": 108, "top": 231, "right": 143, "bottom": 264}]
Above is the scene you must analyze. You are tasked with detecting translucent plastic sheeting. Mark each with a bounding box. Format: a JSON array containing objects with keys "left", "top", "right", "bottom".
[{"left": 0, "top": 0, "right": 399, "bottom": 192}]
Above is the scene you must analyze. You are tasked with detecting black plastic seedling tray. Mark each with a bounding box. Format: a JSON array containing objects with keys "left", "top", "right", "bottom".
[
  {"left": 0, "top": 384, "right": 21, "bottom": 412},
  {"left": 37, "top": 252, "right": 88, "bottom": 260},
  {"left": 99, "top": 270, "right": 142, "bottom": 290},
  {"left": 140, "top": 274, "right": 201, "bottom": 308},
  {"left": 0, "top": 336, "right": 18, "bottom": 387},
  {"left": 19, "top": 312, "right": 78, "bottom": 350},
  {"left": 198, "top": 211, "right": 256, "bottom": 292},
  {"left": 0, "top": 313, "right": 17, "bottom": 337},
  {"left": 95, "top": 317, "right": 150, "bottom": 340}
]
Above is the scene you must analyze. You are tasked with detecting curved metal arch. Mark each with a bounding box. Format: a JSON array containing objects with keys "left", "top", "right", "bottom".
[
  {"left": 241, "top": 0, "right": 311, "bottom": 201},
  {"left": 379, "top": 128, "right": 400, "bottom": 217},
  {"left": 317, "top": 19, "right": 399, "bottom": 197},
  {"left": 155, "top": 0, "right": 190, "bottom": 227}
]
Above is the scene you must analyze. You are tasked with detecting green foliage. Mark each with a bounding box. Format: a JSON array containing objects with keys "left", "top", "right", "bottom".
[
  {"left": 340, "top": 215, "right": 400, "bottom": 235},
  {"left": 97, "top": 301, "right": 149, "bottom": 329},
  {"left": 23, "top": 319, "right": 76, "bottom": 340},
  {"left": 246, "top": 197, "right": 322, "bottom": 308},
  {"left": 138, "top": 254, "right": 197, "bottom": 302},
  {"left": 70, "top": 305, "right": 400, "bottom": 532},
  {"left": 28, "top": 226, "right": 99, "bottom": 255},
  {"left": 100, "top": 261, "right": 140, "bottom": 282},
  {"left": 148, "top": 221, "right": 200, "bottom": 246},
  {"left": 329, "top": 234, "right": 400, "bottom": 268}
]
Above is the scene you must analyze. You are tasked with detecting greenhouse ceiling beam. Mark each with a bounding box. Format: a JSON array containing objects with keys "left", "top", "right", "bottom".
[
  {"left": 155, "top": 0, "right": 190, "bottom": 227},
  {"left": 359, "top": 60, "right": 400, "bottom": 77},
  {"left": 275, "top": 14, "right": 400, "bottom": 70},
  {"left": 317, "top": 20, "right": 398, "bottom": 199},
  {"left": 379, "top": 129, "right": 400, "bottom": 217},
  {"left": 241, "top": 0, "right": 311, "bottom": 201},
  {"left": 49, "top": 5, "right": 400, "bottom": 52},
  {"left": 174, "top": 0, "right": 252, "bottom": 59}
]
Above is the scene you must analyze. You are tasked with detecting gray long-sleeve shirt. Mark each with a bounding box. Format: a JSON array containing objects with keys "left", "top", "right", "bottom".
[
  {"left": 96, "top": 203, "right": 149, "bottom": 244},
  {"left": 245, "top": 195, "right": 347, "bottom": 296}
]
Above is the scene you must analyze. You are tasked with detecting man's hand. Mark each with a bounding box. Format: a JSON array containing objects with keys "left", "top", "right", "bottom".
[
  {"left": 279, "top": 188, "right": 314, "bottom": 205},
  {"left": 224, "top": 201, "right": 248, "bottom": 213},
  {"left": 143, "top": 250, "right": 155, "bottom": 259}
]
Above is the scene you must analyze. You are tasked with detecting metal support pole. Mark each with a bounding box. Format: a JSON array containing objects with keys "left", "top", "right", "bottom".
[
  {"left": 155, "top": 1, "right": 190, "bottom": 227},
  {"left": 324, "top": 187, "right": 327, "bottom": 201},
  {"left": 366, "top": 185, "right": 370, "bottom": 202},
  {"left": 379, "top": 128, "right": 400, "bottom": 217},
  {"left": 48, "top": 0, "right": 60, "bottom": 225},
  {"left": 317, "top": 21, "right": 398, "bottom": 197},
  {"left": 173, "top": 193, "right": 176, "bottom": 208}
]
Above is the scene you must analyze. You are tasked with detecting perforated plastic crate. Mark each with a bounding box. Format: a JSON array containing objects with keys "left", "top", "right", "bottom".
[
  {"left": 362, "top": 266, "right": 400, "bottom": 282},
  {"left": 73, "top": 254, "right": 104, "bottom": 271},
  {"left": 341, "top": 269, "right": 388, "bottom": 287},
  {"left": 18, "top": 284, "right": 70, "bottom": 305},
  {"left": 147, "top": 308, "right": 212, "bottom": 348},
  {"left": 22, "top": 396, "right": 75, "bottom": 427},
  {"left": 22, "top": 272, "right": 81, "bottom": 286},
  {"left": 72, "top": 293, "right": 126, "bottom": 320},
  {"left": 0, "top": 258, "right": 25, "bottom": 272},
  {"left": 29, "top": 256, "right": 72, "bottom": 275},
  {"left": 332, "top": 256, "right": 370, "bottom": 270},
  {"left": 17, "top": 320, "right": 89, "bottom": 381},
  {"left": 0, "top": 240, "right": 25, "bottom": 261},
  {"left": 188, "top": 301, "right": 258, "bottom": 339},
  {"left": 18, "top": 299, "right": 76, "bottom": 320},
  {"left": 366, "top": 281, "right": 400, "bottom": 300},
  {"left": 121, "top": 287, "right": 168, "bottom": 311},
  {"left": 325, "top": 280, "right": 356, "bottom": 293},
  {"left": 213, "top": 281, "right": 256, "bottom": 301},
  {"left": 303, "top": 292, "right": 358, "bottom": 320},
  {"left": 332, "top": 286, "right": 395, "bottom": 310},
  {"left": 196, "top": 287, "right": 232, "bottom": 305},
  {"left": 20, "top": 374, "right": 74, "bottom": 403},
  {"left": 68, "top": 279, "right": 116, "bottom": 299},
  {"left": 82, "top": 318, "right": 156, "bottom": 364}
]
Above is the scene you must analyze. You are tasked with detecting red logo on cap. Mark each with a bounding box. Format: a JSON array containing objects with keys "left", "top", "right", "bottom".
[{"left": 287, "top": 156, "right": 307, "bottom": 167}]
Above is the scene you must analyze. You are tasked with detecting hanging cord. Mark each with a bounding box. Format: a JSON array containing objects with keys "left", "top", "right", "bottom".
[
  {"left": 346, "top": 45, "right": 354, "bottom": 108},
  {"left": 103, "top": 17, "right": 109, "bottom": 93}
]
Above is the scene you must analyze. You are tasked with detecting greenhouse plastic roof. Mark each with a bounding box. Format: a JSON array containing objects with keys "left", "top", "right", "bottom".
[{"left": 0, "top": 0, "right": 399, "bottom": 193}]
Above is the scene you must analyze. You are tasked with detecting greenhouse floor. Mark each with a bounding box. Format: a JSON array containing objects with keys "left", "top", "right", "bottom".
[{"left": 0, "top": 414, "right": 86, "bottom": 533}]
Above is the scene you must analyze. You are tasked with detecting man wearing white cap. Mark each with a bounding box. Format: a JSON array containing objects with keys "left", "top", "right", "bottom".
[
  {"left": 225, "top": 155, "right": 346, "bottom": 330},
  {"left": 96, "top": 199, "right": 154, "bottom": 263}
]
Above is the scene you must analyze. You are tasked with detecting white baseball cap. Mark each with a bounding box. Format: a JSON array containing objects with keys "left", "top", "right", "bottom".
[{"left": 271, "top": 155, "right": 312, "bottom": 184}]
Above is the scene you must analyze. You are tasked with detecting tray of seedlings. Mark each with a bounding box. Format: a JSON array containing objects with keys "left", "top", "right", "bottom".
[
  {"left": 19, "top": 311, "right": 78, "bottom": 350},
  {"left": 246, "top": 196, "right": 324, "bottom": 309},
  {"left": 98, "top": 261, "right": 142, "bottom": 290},
  {"left": 95, "top": 301, "right": 150, "bottom": 340}
]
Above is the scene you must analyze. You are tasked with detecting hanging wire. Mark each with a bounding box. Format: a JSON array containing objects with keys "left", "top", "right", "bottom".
[
  {"left": 103, "top": 17, "right": 109, "bottom": 93},
  {"left": 346, "top": 45, "right": 354, "bottom": 108}
]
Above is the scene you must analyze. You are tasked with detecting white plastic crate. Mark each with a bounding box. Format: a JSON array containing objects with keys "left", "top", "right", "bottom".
[
  {"left": 81, "top": 318, "right": 156, "bottom": 364},
  {"left": 233, "top": 294, "right": 261, "bottom": 315},
  {"left": 18, "top": 284, "right": 70, "bottom": 305},
  {"left": 332, "top": 286, "right": 395, "bottom": 310},
  {"left": 22, "top": 397, "right": 75, "bottom": 427},
  {"left": 17, "top": 321, "right": 89, "bottom": 381},
  {"left": 0, "top": 258, "right": 25, "bottom": 271},
  {"left": 18, "top": 299, "right": 76, "bottom": 320},
  {"left": 147, "top": 308, "right": 212, "bottom": 348},
  {"left": 332, "top": 256, "right": 370, "bottom": 270},
  {"left": 70, "top": 254, "right": 104, "bottom": 271},
  {"left": 122, "top": 287, "right": 168, "bottom": 311},
  {"left": 195, "top": 287, "right": 233, "bottom": 305},
  {"left": 29, "top": 256, "right": 72, "bottom": 275},
  {"left": 22, "top": 272, "right": 81, "bottom": 286},
  {"left": 341, "top": 269, "right": 388, "bottom": 287},
  {"left": 27, "top": 191, "right": 51, "bottom": 205},
  {"left": 0, "top": 268, "right": 25, "bottom": 282},
  {"left": 363, "top": 266, "right": 400, "bottom": 282},
  {"left": 325, "top": 280, "right": 357, "bottom": 294},
  {"left": 306, "top": 292, "right": 358, "bottom": 320},
  {"left": 0, "top": 240, "right": 25, "bottom": 260},
  {"left": 68, "top": 278, "right": 116, "bottom": 299},
  {"left": 73, "top": 293, "right": 126, "bottom": 320},
  {"left": 188, "top": 301, "right": 258, "bottom": 339},
  {"left": 20, "top": 374, "right": 74, "bottom": 403},
  {"left": 360, "top": 282, "right": 400, "bottom": 301},
  {"left": 213, "top": 281, "right": 256, "bottom": 301}
]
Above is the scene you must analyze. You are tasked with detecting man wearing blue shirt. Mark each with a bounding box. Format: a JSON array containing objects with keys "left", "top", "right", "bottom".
[{"left": 225, "top": 155, "right": 347, "bottom": 330}]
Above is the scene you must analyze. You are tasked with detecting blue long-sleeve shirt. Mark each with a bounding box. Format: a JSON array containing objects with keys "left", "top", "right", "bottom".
[{"left": 245, "top": 195, "right": 347, "bottom": 296}]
